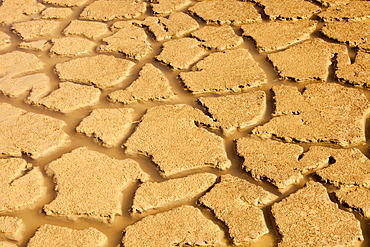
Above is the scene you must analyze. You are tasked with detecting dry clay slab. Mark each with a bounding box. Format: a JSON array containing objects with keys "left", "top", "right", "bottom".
[
  {"left": 42, "top": 0, "right": 89, "bottom": 6},
  {"left": 0, "top": 158, "right": 47, "bottom": 213},
  {"left": 0, "top": 216, "right": 24, "bottom": 241},
  {"left": 142, "top": 12, "right": 199, "bottom": 41},
  {"left": 150, "top": 0, "right": 192, "bottom": 15},
  {"left": 0, "top": 103, "right": 69, "bottom": 159},
  {"left": 272, "top": 181, "right": 363, "bottom": 247},
  {"left": 335, "top": 186, "right": 370, "bottom": 219},
  {"left": 55, "top": 54, "right": 135, "bottom": 88},
  {"left": 180, "top": 48, "right": 267, "bottom": 94},
  {"left": 318, "top": 1, "right": 370, "bottom": 22},
  {"left": 123, "top": 205, "right": 224, "bottom": 247},
  {"left": 124, "top": 104, "right": 231, "bottom": 177},
  {"left": 41, "top": 7, "right": 73, "bottom": 19},
  {"left": 108, "top": 63, "right": 175, "bottom": 104},
  {"left": 50, "top": 37, "right": 95, "bottom": 56},
  {"left": 199, "top": 174, "right": 277, "bottom": 245},
  {"left": 0, "top": 0, "right": 45, "bottom": 25},
  {"left": 76, "top": 108, "right": 134, "bottom": 147},
  {"left": 27, "top": 224, "right": 107, "bottom": 247},
  {"left": 100, "top": 21, "right": 152, "bottom": 60},
  {"left": 267, "top": 38, "right": 349, "bottom": 82},
  {"left": 63, "top": 20, "right": 109, "bottom": 40},
  {"left": 19, "top": 40, "right": 48, "bottom": 51},
  {"left": 80, "top": 0, "right": 146, "bottom": 21},
  {"left": 0, "top": 32, "right": 11, "bottom": 51},
  {"left": 44, "top": 147, "right": 149, "bottom": 222},
  {"left": 131, "top": 173, "right": 217, "bottom": 214},
  {"left": 189, "top": 0, "right": 261, "bottom": 25},
  {"left": 11, "top": 20, "right": 61, "bottom": 41},
  {"left": 199, "top": 91, "right": 266, "bottom": 135},
  {"left": 252, "top": 83, "right": 370, "bottom": 147},
  {"left": 241, "top": 20, "right": 317, "bottom": 52}
]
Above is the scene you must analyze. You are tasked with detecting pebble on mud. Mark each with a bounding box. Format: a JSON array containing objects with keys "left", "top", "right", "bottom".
[
  {"left": 108, "top": 63, "right": 175, "bottom": 104},
  {"left": 19, "top": 40, "right": 48, "bottom": 51},
  {"left": 271, "top": 181, "right": 364, "bottom": 247},
  {"left": 335, "top": 186, "right": 370, "bottom": 219},
  {"left": 0, "top": 216, "right": 25, "bottom": 241},
  {"left": 267, "top": 38, "right": 349, "bottom": 82},
  {"left": 0, "top": 158, "right": 47, "bottom": 212},
  {"left": 241, "top": 20, "right": 317, "bottom": 52},
  {"left": 131, "top": 173, "right": 217, "bottom": 214},
  {"left": 122, "top": 205, "right": 224, "bottom": 247},
  {"left": 199, "top": 91, "right": 266, "bottom": 136},
  {"left": 180, "top": 48, "right": 267, "bottom": 94},
  {"left": 43, "top": 147, "right": 149, "bottom": 223},
  {"left": 80, "top": 0, "right": 146, "bottom": 21},
  {"left": 0, "top": 103, "right": 70, "bottom": 159},
  {"left": 191, "top": 25, "right": 243, "bottom": 51},
  {"left": 150, "top": 0, "right": 192, "bottom": 16},
  {"left": 99, "top": 22, "right": 152, "bottom": 60},
  {"left": 35, "top": 82, "right": 101, "bottom": 113},
  {"left": 42, "top": 0, "right": 88, "bottom": 6},
  {"left": 252, "top": 84, "right": 370, "bottom": 147},
  {"left": 41, "top": 7, "right": 73, "bottom": 19},
  {"left": 50, "top": 37, "right": 95, "bottom": 56},
  {"left": 63, "top": 20, "right": 109, "bottom": 40},
  {"left": 55, "top": 54, "right": 135, "bottom": 88},
  {"left": 236, "top": 138, "right": 327, "bottom": 189},
  {"left": 252, "top": 0, "right": 321, "bottom": 21},
  {"left": 155, "top": 38, "right": 207, "bottom": 69},
  {"left": 336, "top": 51, "right": 370, "bottom": 89},
  {"left": 318, "top": 1, "right": 370, "bottom": 22},
  {"left": 27, "top": 224, "right": 108, "bottom": 247},
  {"left": 189, "top": 0, "right": 261, "bottom": 25},
  {"left": 124, "top": 104, "right": 231, "bottom": 177},
  {"left": 11, "top": 20, "right": 61, "bottom": 41},
  {"left": 142, "top": 12, "right": 199, "bottom": 41},
  {"left": 199, "top": 174, "right": 277, "bottom": 245},
  {"left": 76, "top": 108, "right": 134, "bottom": 148},
  {"left": 0, "top": 32, "right": 11, "bottom": 51},
  {"left": 0, "top": 0, "right": 45, "bottom": 25}
]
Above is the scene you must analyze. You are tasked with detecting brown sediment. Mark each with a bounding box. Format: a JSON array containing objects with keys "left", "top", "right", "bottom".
[
  {"left": 0, "top": 216, "right": 25, "bottom": 241},
  {"left": 0, "top": 32, "right": 11, "bottom": 51}
]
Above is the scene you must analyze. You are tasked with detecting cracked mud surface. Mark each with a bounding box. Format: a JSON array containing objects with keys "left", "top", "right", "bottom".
[{"left": 1, "top": 0, "right": 370, "bottom": 247}]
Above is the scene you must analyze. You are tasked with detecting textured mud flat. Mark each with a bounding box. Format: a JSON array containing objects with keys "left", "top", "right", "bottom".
[{"left": 0, "top": 0, "right": 370, "bottom": 247}]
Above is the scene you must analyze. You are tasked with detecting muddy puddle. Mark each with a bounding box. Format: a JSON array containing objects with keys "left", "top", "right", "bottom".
[{"left": 1, "top": 0, "right": 370, "bottom": 246}]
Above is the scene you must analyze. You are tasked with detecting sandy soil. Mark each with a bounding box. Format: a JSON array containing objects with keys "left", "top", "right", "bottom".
[{"left": 0, "top": 0, "right": 369, "bottom": 247}]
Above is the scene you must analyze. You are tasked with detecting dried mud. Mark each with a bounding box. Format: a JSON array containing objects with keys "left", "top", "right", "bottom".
[{"left": 1, "top": 0, "right": 370, "bottom": 247}]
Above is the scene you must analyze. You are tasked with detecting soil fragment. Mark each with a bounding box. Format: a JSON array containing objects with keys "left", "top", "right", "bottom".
[
  {"left": 335, "top": 186, "right": 370, "bottom": 219},
  {"left": 271, "top": 181, "right": 363, "bottom": 247},
  {"left": 0, "top": 32, "right": 11, "bottom": 51},
  {"left": 0, "top": 103, "right": 69, "bottom": 159},
  {"left": 180, "top": 48, "right": 267, "bottom": 94},
  {"left": 27, "top": 224, "right": 107, "bottom": 247},
  {"left": 191, "top": 25, "right": 243, "bottom": 51},
  {"left": 80, "top": 0, "right": 146, "bottom": 21},
  {"left": 199, "top": 174, "right": 277, "bottom": 245},
  {"left": 189, "top": 0, "right": 261, "bottom": 25},
  {"left": 252, "top": 83, "right": 370, "bottom": 147},
  {"left": 41, "top": 7, "right": 73, "bottom": 19},
  {"left": 318, "top": 1, "right": 370, "bottom": 22},
  {"left": 155, "top": 38, "right": 206, "bottom": 69},
  {"left": 0, "top": 0, "right": 45, "bottom": 25},
  {"left": 199, "top": 91, "right": 266, "bottom": 136},
  {"left": 132, "top": 173, "right": 217, "bottom": 214},
  {"left": 142, "top": 12, "right": 199, "bottom": 41},
  {"left": 19, "top": 40, "right": 48, "bottom": 51},
  {"left": 0, "top": 216, "right": 25, "bottom": 241},
  {"left": 35, "top": 82, "right": 101, "bottom": 113},
  {"left": 0, "top": 242, "right": 16, "bottom": 247},
  {"left": 241, "top": 20, "right": 317, "bottom": 52},
  {"left": 11, "top": 20, "right": 60, "bottom": 41},
  {"left": 267, "top": 38, "right": 349, "bottom": 82},
  {"left": 122, "top": 205, "right": 224, "bottom": 247},
  {"left": 55, "top": 55, "right": 135, "bottom": 88},
  {"left": 50, "top": 37, "right": 95, "bottom": 56},
  {"left": 108, "top": 63, "right": 175, "bottom": 104},
  {"left": 0, "top": 158, "right": 47, "bottom": 212},
  {"left": 150, "top": 0, "right": 192, "bottom": 15},
  {"left": 124, "top": 104, "right": 231, "bottom": 177},
  {"left": 63, "top": 20, "right": 109, "bottom": 40},
  {"left": 42, "top": 0, "right": 88, "bottom": 6},
  {"left": 76, "top": 108, "right": 134, "bottom": 147},
  {"left": 44, "top": 147, "right": 149, "bottom": 222},
  {"left": 99, "top": 22, "right": 152, "bottom": 60}
]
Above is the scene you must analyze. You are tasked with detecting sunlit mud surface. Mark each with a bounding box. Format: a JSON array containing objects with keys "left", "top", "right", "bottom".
[{"left": 1, "top": 0, "right": 370, "bottom": 246}]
